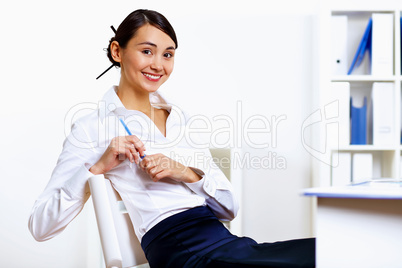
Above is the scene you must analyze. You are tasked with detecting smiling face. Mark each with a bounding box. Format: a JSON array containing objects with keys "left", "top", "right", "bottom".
[{"left": 111, "top": 24, "right": 176, "bottom": 94}]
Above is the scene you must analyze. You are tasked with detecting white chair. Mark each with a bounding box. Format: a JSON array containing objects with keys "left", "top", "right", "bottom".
[{"left": 89, "top": 174, "right": 149, "bottom": 268}]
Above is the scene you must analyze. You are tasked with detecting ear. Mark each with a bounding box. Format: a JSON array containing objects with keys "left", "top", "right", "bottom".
[{"left": 110, "top": 41, "right": 122, "bottom": 63}]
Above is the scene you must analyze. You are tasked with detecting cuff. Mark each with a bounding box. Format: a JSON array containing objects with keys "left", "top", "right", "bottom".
[
  {"left": 63, "top": 164, "right": 93, "bottom": 199},
  {"left": 185, "top": 173, "right": 217, "bottom": 199}
]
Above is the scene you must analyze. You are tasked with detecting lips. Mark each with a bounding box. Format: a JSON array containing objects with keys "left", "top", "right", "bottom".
[{"left": 143, "top": 72, "right": 162, "bottom": 82}]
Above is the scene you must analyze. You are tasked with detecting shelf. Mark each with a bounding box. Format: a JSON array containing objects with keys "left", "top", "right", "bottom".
[
  {"left": 316, "top": 6, "right": 402, "bottom": 187},
  {"left": 332, "top": 10, "right": 396, "bottom": 15},
  {"left": 337, "top": 145, "right": 397, "bottom": 151},
  {"left": 331, "top": 75, "right": 398, "bottom": 82}
]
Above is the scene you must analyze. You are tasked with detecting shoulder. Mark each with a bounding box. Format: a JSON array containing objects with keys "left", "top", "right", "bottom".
[
  {"left": 66, "top": 104, "right": 100, "bottom": 131},
  {"left": 64, "top": 103, "right": 103, "bottom": 148},
  {"left": 65, "top": 87, "right": 114, "bottom": 134}
]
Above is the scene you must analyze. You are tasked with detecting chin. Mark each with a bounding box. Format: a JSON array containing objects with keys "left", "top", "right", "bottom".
[
  {"left": 144, "top": 82, "right": 166, "bottom": 93},
  {"left": 144, "top": 86, "right": 161, "bottom": 93}
]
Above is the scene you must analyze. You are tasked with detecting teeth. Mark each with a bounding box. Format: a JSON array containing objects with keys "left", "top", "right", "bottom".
[{"left": 143, "top": 73, "right": 161, "bottom": 79}]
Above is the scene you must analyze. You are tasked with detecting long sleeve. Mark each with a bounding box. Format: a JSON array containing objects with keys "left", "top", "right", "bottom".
[
  {"left": 28, "top": 121, "right": 98, "bottom": 241},
  {"left": 184, "top": 147, "right": 239, "bottom": 221}
]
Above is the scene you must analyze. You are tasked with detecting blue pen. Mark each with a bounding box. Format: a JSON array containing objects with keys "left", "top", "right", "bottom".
[{"left": 119, "top": 118, "right": 146, "bottom": 159}]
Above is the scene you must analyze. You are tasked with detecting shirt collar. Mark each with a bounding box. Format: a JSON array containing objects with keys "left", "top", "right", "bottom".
[{"left": 99, "top": 86, "right": 173, "bottom": 122}]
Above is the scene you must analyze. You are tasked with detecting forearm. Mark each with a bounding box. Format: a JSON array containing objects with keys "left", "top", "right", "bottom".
[
  {"left": 28, "top": 189, "right": 89, "bottom": 241},
  {"left": 29, "top": 164, "right": 93, "bottom": 241}
]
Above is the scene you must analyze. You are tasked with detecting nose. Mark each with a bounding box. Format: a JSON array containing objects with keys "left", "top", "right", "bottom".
[{"left": 151, "top": 56, "right": 163, "bottom": 72}]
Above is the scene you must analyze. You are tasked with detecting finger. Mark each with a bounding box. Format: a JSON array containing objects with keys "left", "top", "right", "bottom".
[
  {"left": 124, "top": 140, "right": 145, "bottom": 160},
  {"left": 142, "top": 157, "right": 157, "bottom": 172},
  {"left": 125, "top": 149, "right": 134, "bottom": 163},
  {"left": 152, "top": 169, "right": 170, "bottom": 182},
  {"left": 119, "top": 139, "right": 138, "bottom": 164},
  {"left": 124, "top": 135, "right": 142, "bottom": 147},
  {"left": 127, "top": 135, "right": 146, "bottom": 157},
  {"left": 133, "top": 152, "right": 140, "bottom": 165},
  {"left": 110, "top": 138, "right": 124, "bottom": 156},
  {"left": 148, "top": 164, "right": 163, "bottom": 177},
  {"left": 146, "top": 165, "right": 164, "bottom": 181},
  {"left": 139, "top": 158, "right": 145, "bottom": 169},
  {"left": 113, "top": 138, "right": 132, "bottom": 155},
  {"left": 126, "top": 144, "right": 140, "bottom": 164},
  {"left": 139, "top": 156, "right": 151, "bottom": 171}
]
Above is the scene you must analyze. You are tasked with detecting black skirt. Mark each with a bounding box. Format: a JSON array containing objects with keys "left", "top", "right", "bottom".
[{"left": 141, "top": 206, "right": 315, "bottom": 268}]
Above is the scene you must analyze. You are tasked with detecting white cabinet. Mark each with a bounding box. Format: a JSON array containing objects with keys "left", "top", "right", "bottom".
[{"left": 315, "top": 6, "right": 402, "bottom": 187}]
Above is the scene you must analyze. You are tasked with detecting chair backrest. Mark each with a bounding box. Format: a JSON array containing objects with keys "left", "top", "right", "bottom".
[
  {"left": 89, "top": 174, "right": 148, "bottom": 268},
  {"left": 209, "top": 148, "right": 243, "bottom": 236}
]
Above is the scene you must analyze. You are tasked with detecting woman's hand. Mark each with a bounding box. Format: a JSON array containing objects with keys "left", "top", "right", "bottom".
[
  {"left": 89, "top": 135, "right": 146, "bottom": 175},
  {"left": 139, "top": 153, "right": 202, "bottom": 183}
]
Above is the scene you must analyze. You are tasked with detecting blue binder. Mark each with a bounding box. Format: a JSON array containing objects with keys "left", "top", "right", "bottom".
[
  {"left": 347, "top": 18, "right": 372, "bottom": 75},
  {"left": 350, "top": 97, "right": 367, "bottom": 145}
]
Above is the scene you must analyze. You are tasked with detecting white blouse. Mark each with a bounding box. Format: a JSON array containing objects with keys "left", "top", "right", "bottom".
[{"left": 29, "top": 86, "right": 239, "bottom": 242}]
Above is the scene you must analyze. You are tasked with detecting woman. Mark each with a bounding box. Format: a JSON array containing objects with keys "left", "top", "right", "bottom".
[{"left": 29, "top": 9, "right": 315, "bottom": 268}]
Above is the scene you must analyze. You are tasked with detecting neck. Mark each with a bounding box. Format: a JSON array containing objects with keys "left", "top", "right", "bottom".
[{"left": 117, "top": 81, "right": 152, "bottom": 113}]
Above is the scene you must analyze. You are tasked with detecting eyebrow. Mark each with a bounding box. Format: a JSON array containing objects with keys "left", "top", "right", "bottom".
[{"left": 137, "top": 41, "right": 175, "bottom": 50}]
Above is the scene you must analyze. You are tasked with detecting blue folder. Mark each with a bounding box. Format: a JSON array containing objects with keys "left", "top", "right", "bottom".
[
  {"left": 350, "top": 97, "right": 367, "bottom": 145},
  {"left": 347, "top": 18, "right": 372, "bottom": 75}
]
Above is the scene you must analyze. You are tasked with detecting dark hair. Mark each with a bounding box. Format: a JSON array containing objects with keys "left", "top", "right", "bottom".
[{"left": 107, "top": 9, "right": 178, "bottom": 67}]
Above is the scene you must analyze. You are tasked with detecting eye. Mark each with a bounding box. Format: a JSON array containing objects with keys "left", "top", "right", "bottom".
[
  {"left": 142, "top": 49, "right": 152, "bottom": 55},
  {"left": 164, "top": 52, "right": 174, "bottom": 58}
]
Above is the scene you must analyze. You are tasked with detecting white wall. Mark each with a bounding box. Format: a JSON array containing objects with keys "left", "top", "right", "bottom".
[
  {"left": 0, "top": 0, "right": 318, "bottom": 266},
  {"left": 172, "top": 13, "right": 316, "bottom": 242}
]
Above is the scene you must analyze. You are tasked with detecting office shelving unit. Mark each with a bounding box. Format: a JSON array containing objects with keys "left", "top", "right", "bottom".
[{"left": 314, "top": 5, "right": 402, "bottom": 187}]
